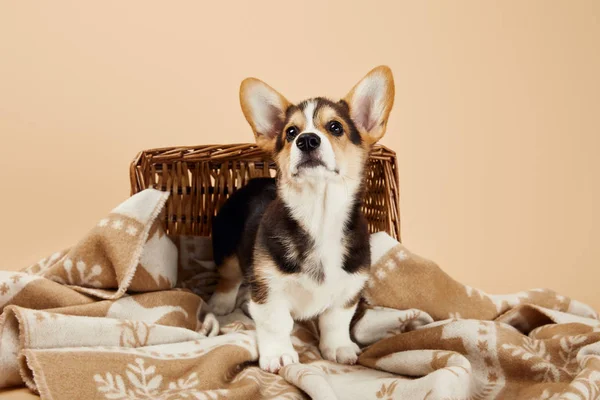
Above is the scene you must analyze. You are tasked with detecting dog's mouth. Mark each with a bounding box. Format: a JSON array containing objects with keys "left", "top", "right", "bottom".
[
  {"left": 297, "top": 158, "right": 326, "bottom": 170},
  {"left": 292, "top": 157, "right": 339, "bottom": 177}
]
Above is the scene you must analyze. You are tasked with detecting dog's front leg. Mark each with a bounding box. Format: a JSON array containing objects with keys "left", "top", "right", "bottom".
[
  {"left": 318, "top": 303, "right": 361, "bottom": 365},
  {"left": 248, "top": 299, "right": 299, "bottom": 373}
]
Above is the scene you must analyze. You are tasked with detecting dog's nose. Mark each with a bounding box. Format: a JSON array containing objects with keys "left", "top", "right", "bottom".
[{"left": 296, "top": 133, "right": 321, "bottom": 152}]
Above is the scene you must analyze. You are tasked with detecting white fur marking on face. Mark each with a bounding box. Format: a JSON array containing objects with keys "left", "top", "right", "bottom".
[
  {"left": 312, "top": 130, "right": 336, "bottom": 171},
  {"left": 303, "top": 100, "right": 317, "bottom": 131},
  {"left": 351, "top": 72, "right": 389, "bottom": 132},
  {"left": 288, "top": 100, "right": 337, "bottom": 175}
]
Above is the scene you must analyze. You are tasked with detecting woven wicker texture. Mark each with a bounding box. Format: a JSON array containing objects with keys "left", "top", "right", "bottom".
[{"left": 130, "top": 143, "right": 401, "bottom": 241}]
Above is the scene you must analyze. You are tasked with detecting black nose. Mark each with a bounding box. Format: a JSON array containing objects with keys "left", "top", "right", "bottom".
[{"left": 296, "top": 133, "right": 321, "bottom": 152}]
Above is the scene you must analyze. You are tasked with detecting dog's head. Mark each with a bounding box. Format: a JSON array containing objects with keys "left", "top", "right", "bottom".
[{"left": 239, "top": 66, "right": 394, "bottom": 184}]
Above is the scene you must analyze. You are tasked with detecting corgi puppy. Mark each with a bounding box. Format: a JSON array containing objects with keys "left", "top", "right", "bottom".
[{"left": 209, "top": 66, "right": 395, "bottom": 373}]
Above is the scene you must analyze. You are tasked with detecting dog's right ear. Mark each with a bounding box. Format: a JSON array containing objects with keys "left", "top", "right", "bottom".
[{"left": 240, "top": 78, "right": 291, "bottom": 153}]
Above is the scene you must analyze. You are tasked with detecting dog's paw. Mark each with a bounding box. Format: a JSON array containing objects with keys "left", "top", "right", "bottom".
[
  {"left": 258, "top": 345, "right": 299, "bottom": 373},
  {"left": 198, "top": 313, "right": 220, "bottom": 337},
  {"left": 320, "top": 341, "right": 361, "bottom": 365},
  {"left": 208, "top": 292, "right": 236, "bottom": 316}
]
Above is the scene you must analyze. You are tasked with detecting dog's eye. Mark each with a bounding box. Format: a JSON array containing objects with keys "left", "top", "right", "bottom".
[
  {"left": 286, "top": 126, "right": 298, "bottom": 141},
  {"left": 327, "top": 121, "right": 344, "bottom": 136}
]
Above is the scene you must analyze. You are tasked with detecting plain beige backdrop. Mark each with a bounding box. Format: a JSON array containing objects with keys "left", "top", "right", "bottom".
[{"left": 1, "top": 0, "right": 599, "bottom": 329}]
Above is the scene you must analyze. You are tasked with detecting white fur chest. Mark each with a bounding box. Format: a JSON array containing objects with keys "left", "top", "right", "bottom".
[
  {"left": 280, "top": 177, "right": 358, "bottom": 270},
  {"left": 281, "top": 268, "right": 367, "bottom": 320},
  {"left": 275, "top": 176, "right": 367, "bottom": 319}
]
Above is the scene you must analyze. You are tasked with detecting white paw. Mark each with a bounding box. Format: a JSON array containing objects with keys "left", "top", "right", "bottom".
[
  {"left": 258, "top": 344, "right": 299, "bottom": 373},
  {"left": 208, "top": 292, "right": 236, "bottom": 315},
  {"left": 320, "top": 341, "right": 361, "bottom": 365}
]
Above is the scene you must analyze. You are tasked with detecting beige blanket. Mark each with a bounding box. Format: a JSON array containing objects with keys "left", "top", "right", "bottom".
[{"left": 1, "top": 190, "right": 599, "bottom": 400}]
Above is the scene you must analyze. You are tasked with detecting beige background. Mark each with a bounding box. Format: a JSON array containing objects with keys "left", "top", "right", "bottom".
[{"left": 1, "top": 0, "right": 599, "bottom": 333}]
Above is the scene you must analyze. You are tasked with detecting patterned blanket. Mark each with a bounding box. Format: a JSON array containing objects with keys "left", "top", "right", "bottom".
[{"left": 1, "top": 189, "right": 599, "bottom": 400}]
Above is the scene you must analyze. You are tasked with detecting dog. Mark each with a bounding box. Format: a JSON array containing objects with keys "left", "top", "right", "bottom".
[{"left": 208, "top": 66, "right": 395, "bottom": 373}]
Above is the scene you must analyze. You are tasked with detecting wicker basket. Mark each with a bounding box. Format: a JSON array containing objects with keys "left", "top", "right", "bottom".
[{"left": 130, "top": 143, "right": 401, "bottom": 241}]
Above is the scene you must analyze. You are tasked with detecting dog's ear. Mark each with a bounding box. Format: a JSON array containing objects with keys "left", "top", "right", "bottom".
[
  {"left": 343, "top": 66, "right": 395, "bottom": 145},
  {"left": 240, "top": 78, "right": 291, "bottom": 152}
]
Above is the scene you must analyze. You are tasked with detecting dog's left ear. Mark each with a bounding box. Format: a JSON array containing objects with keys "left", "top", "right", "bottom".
[{"left": 343, "top": 66, "right": 395, "bottom": 145}]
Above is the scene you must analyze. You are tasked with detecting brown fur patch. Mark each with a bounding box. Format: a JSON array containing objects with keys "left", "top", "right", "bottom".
[
  {"left": 213, "top": 256, "right": 242, "bottom": 294},
  {"left": 314, "top": 103, "right": 369, "bottom": 179},
  {"left": 274, "top": 144, "right": 292, "bottom": 182},
  {"left": 350, "top": 299, "right": 369, "bottom": 330},
  {"left": 249, "top": 246, "right": 282, "bottom": 304},
  {"left": 314, "top": 105, "right": 340, "bottom": 131},
  {"left": 284, "top": 109, "right": 307, "bottom": 134}
]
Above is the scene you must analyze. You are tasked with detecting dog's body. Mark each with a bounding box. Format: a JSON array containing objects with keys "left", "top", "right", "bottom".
[
  {"left": 209, "top": 67, "right": 395, "bottom": 372},
  {"left": 212, "top": 176, "right": 369, "bottom": 317}
]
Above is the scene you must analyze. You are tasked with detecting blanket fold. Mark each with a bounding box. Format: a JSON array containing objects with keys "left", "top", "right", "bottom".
[{"left": 1, "top": 190, "right": 599, "bottom": 400}]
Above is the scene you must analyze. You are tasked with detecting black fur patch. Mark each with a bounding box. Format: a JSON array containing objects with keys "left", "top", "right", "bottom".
[
  {"left": 212, "top": 177, "right": 277, "bottom": 268},
  {"left": 259, "top": 200, "right": 315, "bottom": 275},
  {"left": 341, "top": 196, "right": 371, "bottom": 273}
]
